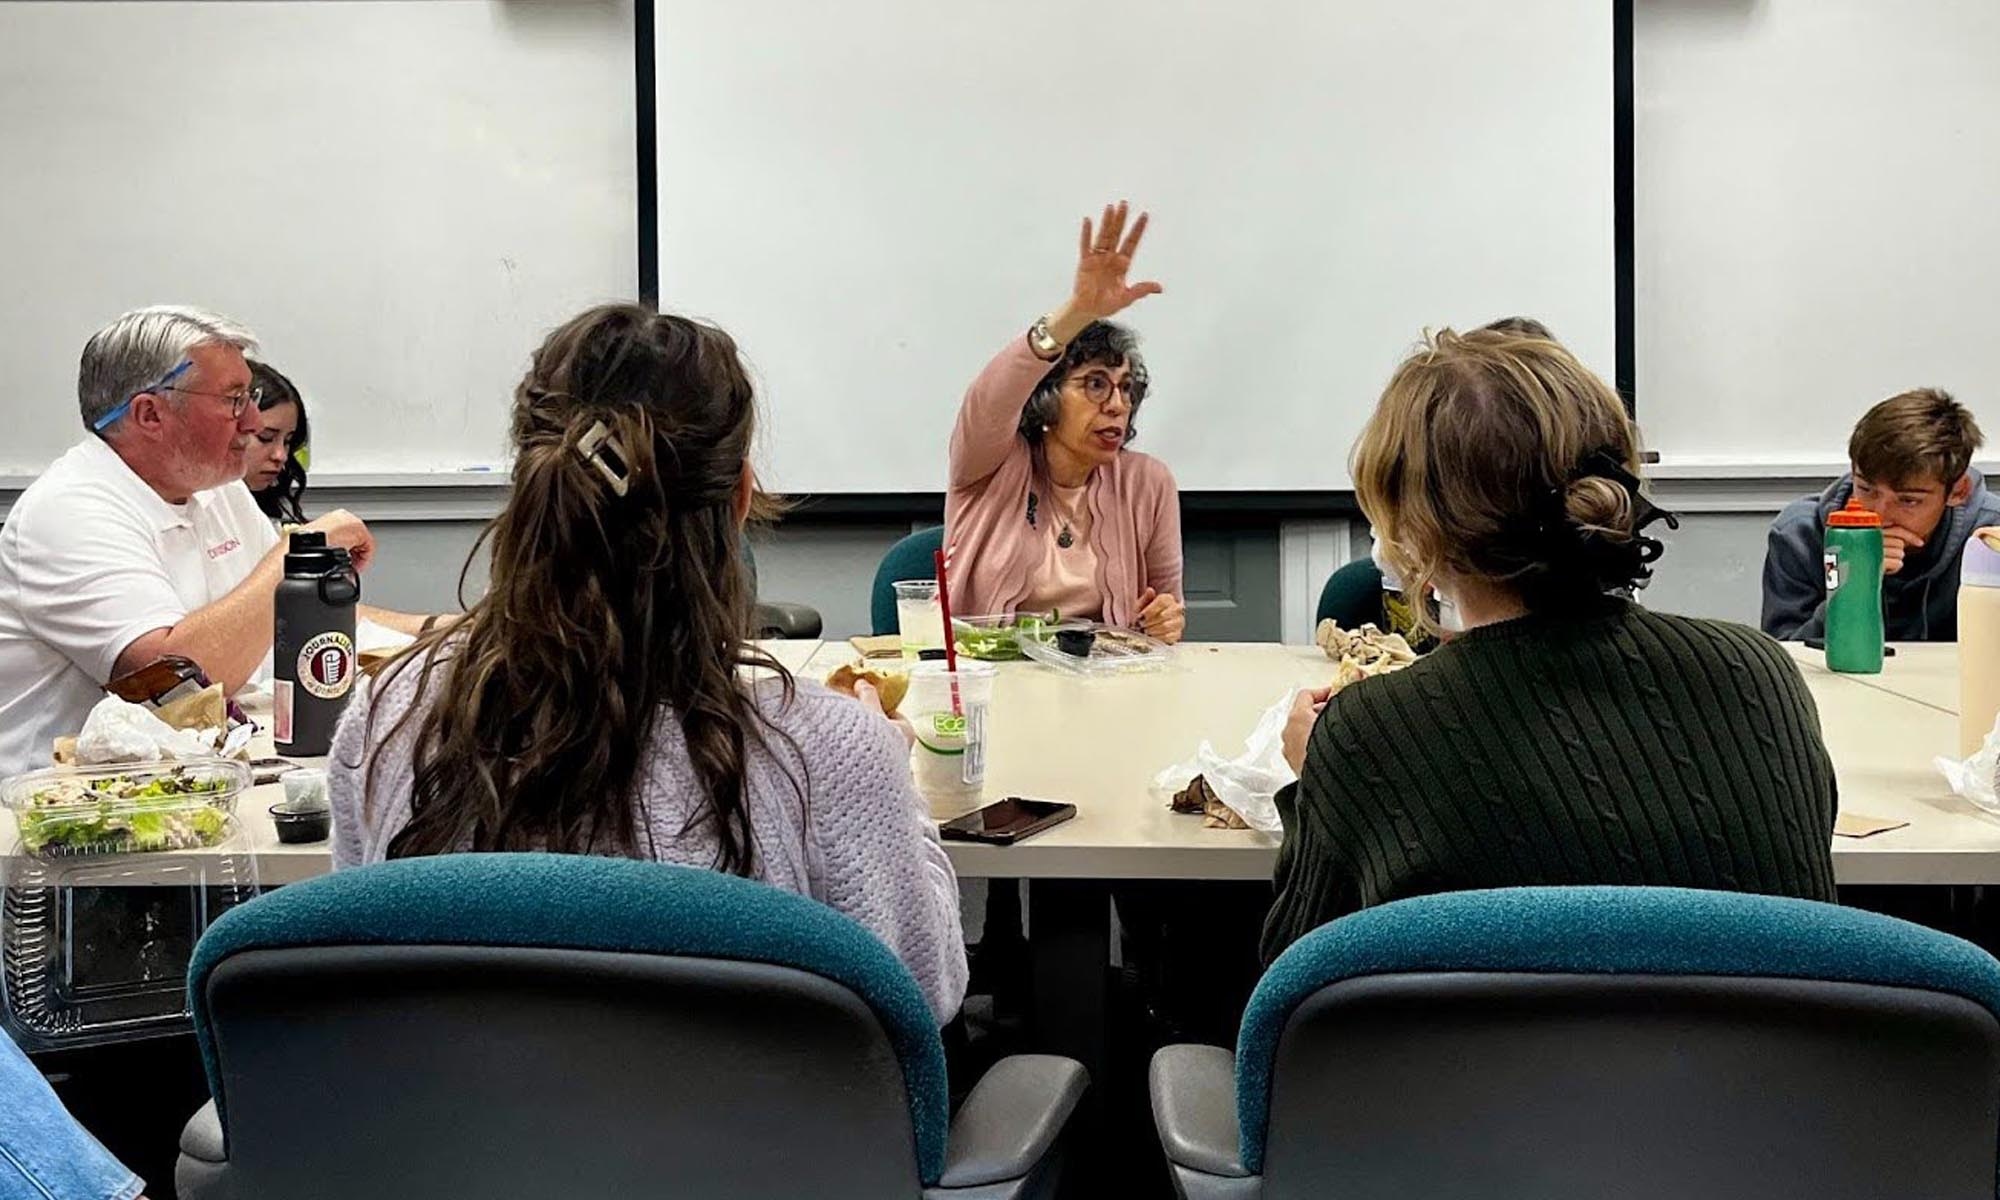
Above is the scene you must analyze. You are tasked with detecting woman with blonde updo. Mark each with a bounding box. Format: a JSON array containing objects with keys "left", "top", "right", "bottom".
[{"left": 1261, "top": 326, "right": 1837, "bottom": 963}]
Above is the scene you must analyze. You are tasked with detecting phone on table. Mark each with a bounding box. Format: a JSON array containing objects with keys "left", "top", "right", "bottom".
[
  {"left": 250, "top": 757, "right": 302, "bottom": 786},
  {"left": 939, "top": 797, "right": 1076, "bottom": 845}
]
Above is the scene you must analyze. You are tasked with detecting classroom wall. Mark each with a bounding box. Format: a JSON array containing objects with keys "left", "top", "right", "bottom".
[{"left": 198, "top": 489, "right": 1787, "bottom": 641}]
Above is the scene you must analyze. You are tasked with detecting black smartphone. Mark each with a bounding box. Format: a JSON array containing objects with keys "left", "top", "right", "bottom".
[
  {"left": 939, "top": 797, "right": 1077, "bottom": 845},
  {"left": 250, "top": 757, "right": 301, "bottom": 786},
  {"left": 1802, "top": 637, "right": 1896, "bottom": 657}
]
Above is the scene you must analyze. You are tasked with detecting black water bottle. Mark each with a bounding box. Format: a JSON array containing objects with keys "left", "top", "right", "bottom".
[{"left": 273, "top": 530, "right": 360, "bottom": 756}]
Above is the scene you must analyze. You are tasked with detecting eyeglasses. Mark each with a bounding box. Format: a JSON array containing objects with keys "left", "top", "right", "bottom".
[
  {"left": 90, "top": 359, "right": 261, "bottom": 432},
  {"left": 1066, "top": 370, "right": 1142, "bottom": 407},
  {"left": 169, "top": 384, "right": 263, "bottom": 420}
]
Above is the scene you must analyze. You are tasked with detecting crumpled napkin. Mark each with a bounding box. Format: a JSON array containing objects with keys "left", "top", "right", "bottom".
[
  {"left": 1152, "top": 688, "right": 1299, "bottom": 833},
  {"left": 1937, "top": 717, "right": 2000, "bottom": 819},
  {"left": 74, "top": 695, "right": 224, "bottom": 765}
]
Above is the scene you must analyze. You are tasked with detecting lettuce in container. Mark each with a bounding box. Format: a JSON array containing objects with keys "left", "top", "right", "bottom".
[{"left": 6, "top": 760, "right": 244, "bottom": 857}]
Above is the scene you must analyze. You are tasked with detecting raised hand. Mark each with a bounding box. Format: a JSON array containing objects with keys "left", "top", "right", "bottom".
[{"left": 1052, "top": 201, "right": 1163, "bottom": 339}]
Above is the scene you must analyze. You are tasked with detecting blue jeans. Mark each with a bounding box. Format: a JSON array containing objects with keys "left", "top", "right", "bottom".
[{"left": 0, "top": 1036, "right": 142, "bottom": 1200}]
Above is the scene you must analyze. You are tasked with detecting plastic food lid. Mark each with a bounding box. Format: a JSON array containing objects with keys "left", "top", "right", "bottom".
[
  {"left": 1964, "top": 529, "right": 2000, "bottom": 589},
  {"left": 1827, "top": 500, "right": 1882, "bottom": 528}
]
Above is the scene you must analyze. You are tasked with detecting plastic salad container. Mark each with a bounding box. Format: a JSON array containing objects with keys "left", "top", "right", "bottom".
[
  {"left": 1018, "top": 622, "right": 1175, "bottom": 675},
  {"left": 952, "top": 611, "right": 1060, "bottom": 661},
  {"left": 3, "top": 758, "right": 249, "bottom": 859},
  {"left": 1, "top": 758, "right": 260, "bottom": 1050}
]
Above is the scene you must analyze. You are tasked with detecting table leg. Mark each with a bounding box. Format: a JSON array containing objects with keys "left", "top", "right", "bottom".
[{"left": 1026, "top": 879, "right": 1114, "bottom": 1196}]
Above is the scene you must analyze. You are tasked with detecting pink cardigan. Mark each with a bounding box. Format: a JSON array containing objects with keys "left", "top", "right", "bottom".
[{"left": 944, "top": 336, "right": 1184, "bottom": 625}]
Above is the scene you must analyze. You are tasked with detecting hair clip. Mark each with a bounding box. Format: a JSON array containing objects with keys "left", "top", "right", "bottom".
[
  {"left": 573, "top": 420, "right": 632, "bottom": 497},
  {"left": 1576, "top": 449, "right": 1680, "bottom": 536}
]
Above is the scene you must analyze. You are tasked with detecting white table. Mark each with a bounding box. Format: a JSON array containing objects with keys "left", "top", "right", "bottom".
[
  {"left": 11, "top": 639, "right": 1997, "bottom": 886},
  {"left": 1784, "top": 641, "right": 1959, "bottom": 716}
]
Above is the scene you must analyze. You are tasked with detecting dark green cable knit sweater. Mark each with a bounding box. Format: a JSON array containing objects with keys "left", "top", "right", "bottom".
[{"left": 1261, "top": 597, "right": 1839, "bottom": 965}]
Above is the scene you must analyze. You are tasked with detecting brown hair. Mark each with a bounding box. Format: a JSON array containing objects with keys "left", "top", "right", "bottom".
[
  {"left": 1353, "top": 327, "right": 1652, "bottom": 626},
  {"left": 367, "top": 304, "right": 791, "bottom": 872},
  {"left": 1849, "top": 388, "right": 1984, "bottom": 490}
]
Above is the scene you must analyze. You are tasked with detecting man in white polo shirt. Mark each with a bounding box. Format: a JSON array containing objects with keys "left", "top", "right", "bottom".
[{"left": 0, "top": 306, "right": 376, "bottom": 775}]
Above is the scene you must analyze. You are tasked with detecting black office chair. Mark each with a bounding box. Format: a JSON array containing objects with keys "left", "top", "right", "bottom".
[
  {"left": 1151, "top": 886, "right": 2000, "bottom": 1200},
  {"left": 177, "top": 853, "right": 1086, "bottom": 1199},
  {"left": 742, "top": 534, "right": 823, "bottom": 638}
]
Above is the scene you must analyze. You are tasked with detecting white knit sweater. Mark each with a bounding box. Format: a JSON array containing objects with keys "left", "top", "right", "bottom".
[{"left": 327, "top": 659, "right": 969, "bottom": 1024}]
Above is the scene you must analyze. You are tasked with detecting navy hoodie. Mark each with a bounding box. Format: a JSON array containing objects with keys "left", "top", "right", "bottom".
[{"left": 1761, "top": 469, "right": 2000, "bottom": 642}]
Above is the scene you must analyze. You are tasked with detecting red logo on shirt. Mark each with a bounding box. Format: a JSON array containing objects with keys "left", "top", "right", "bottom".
[{"left": 206, "top": 537, "right": 242, "bottom": 560}]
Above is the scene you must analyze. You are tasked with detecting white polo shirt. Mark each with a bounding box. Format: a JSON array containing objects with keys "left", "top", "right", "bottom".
[{"left": 0, "top": 437, "right": 279, "bottom": 776}]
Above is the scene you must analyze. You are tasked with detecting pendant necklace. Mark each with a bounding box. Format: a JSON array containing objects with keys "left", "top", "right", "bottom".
[{"left": 1050, "top": 487, "right": 1083, "bottom": 549}]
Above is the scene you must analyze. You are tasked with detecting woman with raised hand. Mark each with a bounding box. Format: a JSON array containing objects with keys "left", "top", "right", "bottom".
[
  {"left": 1263, "top": 325, "right": 1837, "bottom": 963},
  {"left": 946, "top": 201, "right": 1187, "bottom": 642},
  {"left": 330, "top": 304, "right": 967, "bottom": 1024}
]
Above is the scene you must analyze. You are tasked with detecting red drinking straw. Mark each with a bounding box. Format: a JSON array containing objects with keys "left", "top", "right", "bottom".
[{"left": 934, "top": 547, "right": 963, "bottom": 716}]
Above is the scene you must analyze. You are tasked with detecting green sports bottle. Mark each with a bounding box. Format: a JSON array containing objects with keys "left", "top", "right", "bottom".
[{"left": 1823, "top": 499, "right": 1884, "bottom": 674}]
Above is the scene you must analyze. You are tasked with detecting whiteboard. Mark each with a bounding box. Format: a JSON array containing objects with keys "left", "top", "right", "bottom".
[
  {"left": 1636, "top": 0, "right": 2000, "bottom": 466},
  {"left": 655, "top": 0, "right": 1616, "bottom": 494},
  {"left": 0, "top": 0, "right": 636, "bottom": 477}
]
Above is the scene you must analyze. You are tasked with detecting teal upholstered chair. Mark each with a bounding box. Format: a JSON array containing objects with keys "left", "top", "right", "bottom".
[
  {"left": 1151, "top": 887, "right": 2000, "bottom": 1200},
  {"left": 871, "top": 526, "right": 946, "bottom": 636},
  {"left": 176, "top": 854, "right": 1085, "bottom": 1200},
  {"left": 1313, "top": 558, "right": 1384, "bottom": 629}
]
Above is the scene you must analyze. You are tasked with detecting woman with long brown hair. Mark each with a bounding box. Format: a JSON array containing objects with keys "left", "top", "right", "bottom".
[{"left": 328, "top": 304, "right": 967, "bottom": 1023}]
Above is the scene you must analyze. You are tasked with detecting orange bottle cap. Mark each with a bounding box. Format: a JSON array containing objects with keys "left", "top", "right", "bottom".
[{"left": 1827, "top": 499, "right": 1883, "bottom": 528}]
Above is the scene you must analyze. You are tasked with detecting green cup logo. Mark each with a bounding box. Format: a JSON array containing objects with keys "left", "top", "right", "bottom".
[{"left": 916, "top": 711, "right": 968, "bottom": 756}]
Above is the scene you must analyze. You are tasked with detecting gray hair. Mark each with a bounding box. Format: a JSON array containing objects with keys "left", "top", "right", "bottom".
[{"left": 78, "top": 305, "right": 260, "bottom": 433}]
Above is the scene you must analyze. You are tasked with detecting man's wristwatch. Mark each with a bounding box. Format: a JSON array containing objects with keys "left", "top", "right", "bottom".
[{"left": 1027, "top": 315, "right": 1063, "bottom": 362}]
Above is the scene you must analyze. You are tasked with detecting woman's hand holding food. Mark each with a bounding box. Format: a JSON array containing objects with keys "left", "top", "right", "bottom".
[
  {"left": 1047, "top": 200, "right": 1163, "bottom": 344},
  {"left": 1283, "top": 686, "right": 1334, "bottom": 776},
  {"left": 1135, "top": 586, "right": 1187, "bottom": 644},
  {"left": 853, "top": 679, "right": 916, "bottom": 749}
]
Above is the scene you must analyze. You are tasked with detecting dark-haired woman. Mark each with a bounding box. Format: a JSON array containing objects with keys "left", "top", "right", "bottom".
[
  {"left": 245, "top": 360, "right": 309, "bottom": 525},
  {"left": 328, "top": 305, "right": 967, "bottom": 1023},
  {"left": 241, "top": 361, "right": 437, "bottom": 640},
  {"left": 946, "top": 201, "right": 1186, "bottom": 642},
  {"left": 1261, "top": 326, "right": 1838, "bottom": 963}
]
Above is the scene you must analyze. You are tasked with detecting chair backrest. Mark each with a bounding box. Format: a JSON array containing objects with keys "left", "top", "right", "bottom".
[
  {"left": 1238, "top": 887, "right": 2000, "bottom": 1200},
  {"left": 871, "top": 525, "right": 946, "bottom": 635},
  {"left": 1314, "top": 557, "right": 1384, "bottom": 628},
  {"left": 187, "top": 854, "right": 950, "bottom": 1199}
]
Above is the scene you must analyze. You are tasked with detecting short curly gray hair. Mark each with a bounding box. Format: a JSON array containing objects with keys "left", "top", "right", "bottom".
[
  {"left": 78, "top": 306, "right": 259, "bottom": 433},
  {"left": 1018, "top": 321, "right": 1149, "bottom": 445}
]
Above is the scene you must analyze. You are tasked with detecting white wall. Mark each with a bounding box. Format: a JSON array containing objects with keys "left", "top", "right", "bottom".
[
  {"left": 1635, "top": 0, "right": 2000, "bottom": 468},
  {"left": 0, "top": 0, "right": 635, "bottom": 476}
]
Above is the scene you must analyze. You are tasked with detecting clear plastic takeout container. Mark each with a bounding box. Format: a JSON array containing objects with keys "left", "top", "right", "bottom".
[
  {"left": 1018, "top": 621, "right": 1175, "bottom": 675},
  {"left": 951, "top": 611, "right": 1060, "bottom": 661},
  {"left": 1, "top": 758, "right": 260, "bottom": 1049},
  {"left": 3, "top": 757, "right": 249, "bottom": 860}
]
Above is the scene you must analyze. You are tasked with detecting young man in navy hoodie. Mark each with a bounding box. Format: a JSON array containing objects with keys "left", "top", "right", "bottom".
[{"left": 1763, "top": 388, "right": 1999, "bottom": 641}]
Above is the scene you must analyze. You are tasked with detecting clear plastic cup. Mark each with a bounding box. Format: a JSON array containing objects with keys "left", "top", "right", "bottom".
[
  {"left": 893, "top": 580, "right": 946, "bottom": 661},
  {"left": 905, "top": 660, "right": 996, "bottom": 811}
]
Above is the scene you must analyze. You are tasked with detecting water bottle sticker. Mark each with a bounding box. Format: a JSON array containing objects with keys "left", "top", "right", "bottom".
[
  {"left": 1823, "top": 550, "right": 1840, "bottom": 592},
  {"left": 274, "top": 680, "right": 294, "bottom": 744},
  {"left": 297, "top": 632, "right": 356, "bottom": 700},
  {"left": 963, "top": 702, "right": 987, "bottom": 786}
]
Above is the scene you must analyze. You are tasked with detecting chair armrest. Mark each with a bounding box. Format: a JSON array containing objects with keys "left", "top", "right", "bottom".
[
  {"left": 753, "top": 601, "right": 824, "bottom": 640},
  {"left": 176, "top": 1099, "right": 231, "bottom": 1200},
  {"left": 180, "top": 1100, "right": 226, "bottom": 1164},
  {"left": 1149, "top": 1044, "right": 1250, "bottom": 1178},
  {"left": 934, "top": 1054, "right": 1088, "bottom": 1188}
]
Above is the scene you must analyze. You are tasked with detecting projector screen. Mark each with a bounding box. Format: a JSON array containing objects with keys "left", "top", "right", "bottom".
[{"left": 656, "top": 0, "right": 1615, "bottom": 493}]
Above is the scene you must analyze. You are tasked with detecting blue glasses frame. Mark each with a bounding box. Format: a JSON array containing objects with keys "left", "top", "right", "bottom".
[{"left": 90, "top": 359, "right": 193, "bottom": 433}]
